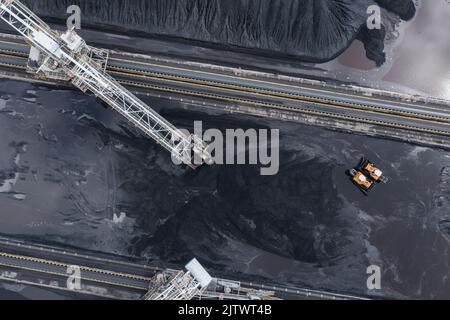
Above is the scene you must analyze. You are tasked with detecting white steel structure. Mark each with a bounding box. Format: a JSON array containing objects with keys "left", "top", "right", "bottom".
[
  {"left": 0, "top": 0, "right": 213, "bottom": 168},
  {"left": 143, "top": 258, "right": 212, "bottom": 300}
]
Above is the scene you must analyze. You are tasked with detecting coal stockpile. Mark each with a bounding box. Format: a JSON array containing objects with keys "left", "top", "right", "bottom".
[{"left": 22, "top": 0, "right": 415, "bottom": 65}]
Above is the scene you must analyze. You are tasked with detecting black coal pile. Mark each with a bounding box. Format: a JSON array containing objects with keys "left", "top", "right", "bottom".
[{"left": 23, "top": 0, "right": 415, "bottom": 65}]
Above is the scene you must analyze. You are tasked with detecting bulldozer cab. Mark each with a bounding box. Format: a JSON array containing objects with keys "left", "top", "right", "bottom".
[
  {"left": 362, "top": 159, "right": 388, "bottom": 184},
  {"left": 350, "top": 169, "right": 373, "bottom": 190},
  {"left": 364, "top": 162, "right": 383, "bottom": 181}
]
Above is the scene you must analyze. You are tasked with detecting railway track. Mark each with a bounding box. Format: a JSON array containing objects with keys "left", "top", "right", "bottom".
[
  {"left": 105, "top": 61, "right": 450, "bottom": 123},
  {"left": 117, "top": 79, "right": 450, "bottom": 137},
  {"left": 0, "top": 237, "right": 370, "bottom": 300},
  {"left": 0, "top": 250, "right": 368, "bottom": 300},
  {"left": 0, "top": 251, "right": 151, "bottom": 291},
  {"left": 0, "top": 44, "right": 450, "bottom": 138}
]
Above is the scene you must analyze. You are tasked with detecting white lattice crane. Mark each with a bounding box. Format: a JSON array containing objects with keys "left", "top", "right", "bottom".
[
  {"left": 0, "top": 0, "right": 214, "bottom": 168},
  {"left": 143, "top": 258, "right": 212, "bottom": 300}
]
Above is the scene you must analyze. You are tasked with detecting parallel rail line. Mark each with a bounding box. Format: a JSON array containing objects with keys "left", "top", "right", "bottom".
[
  {"left": 0, "top": 251, "right": 150, "bottom": 291},
  {"left": 0, "top": 250, "right": 368, "bottom": 300},
  {"left": 0, "top": 237, "right": 371, "bottom": 300},
  {"left": 3, "top": 47, "right": 450, "bottom": 123},
  {"left": 0, "top": 37, "right": 448, "bottom": 113},
  {"left": 106, "top": 64, "right": 450, "bottom": 122},
  {"left": 0, "top": 37, "right": 445, "bottom": 115},
  {"left": 117, "top": 79, "right": 450, "bottom": 137},
  {"left": 0, "top": 48, "right": 449, "bottom": 138}
]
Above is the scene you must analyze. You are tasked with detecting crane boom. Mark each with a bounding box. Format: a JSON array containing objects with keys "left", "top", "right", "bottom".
[{"left": 0, "top": 0, "right": 213, "bottom": 168}]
